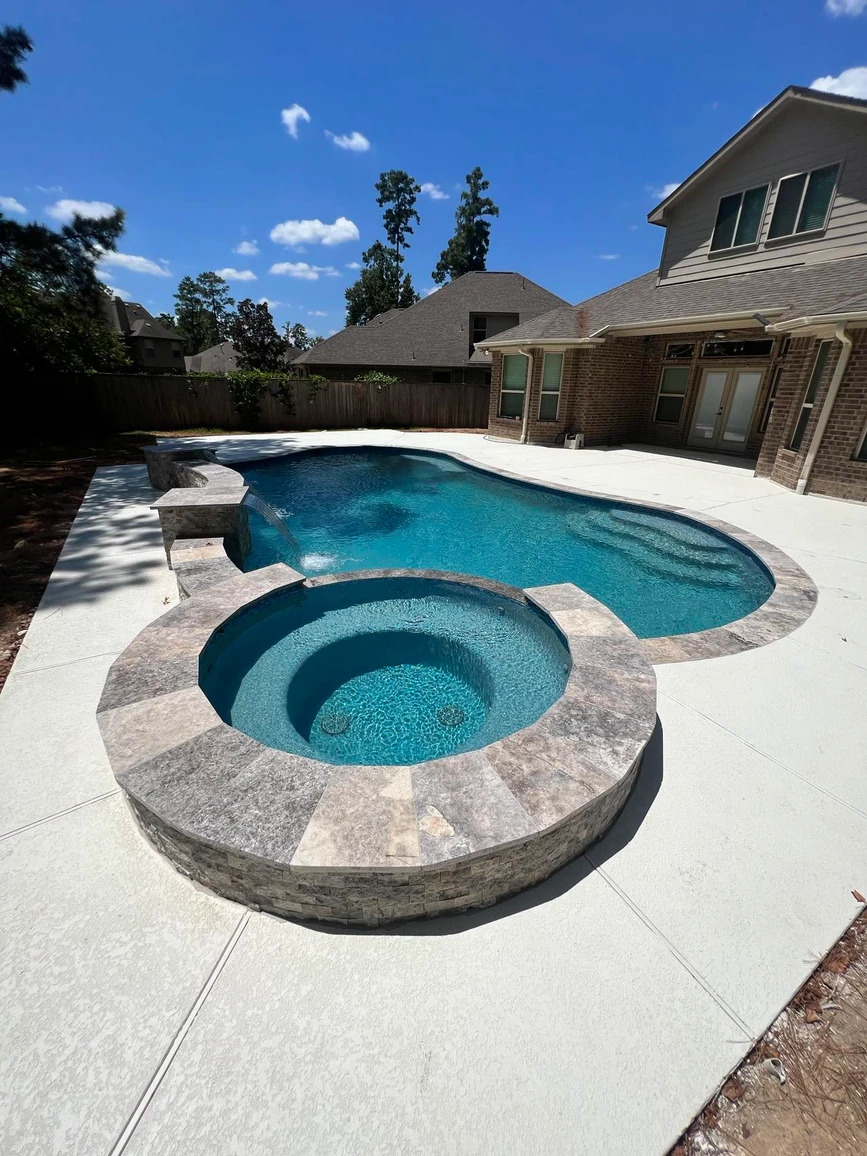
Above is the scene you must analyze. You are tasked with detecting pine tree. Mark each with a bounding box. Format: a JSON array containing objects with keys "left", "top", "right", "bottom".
[
  {"left": 432, "top": 167, "right": 499, "bottom": 284},
  {"left": 173, "top": 272, "right": 235, "bottom": 353},
  {"left": 344, "top": 171, "right": 421, "bottom": 324}
]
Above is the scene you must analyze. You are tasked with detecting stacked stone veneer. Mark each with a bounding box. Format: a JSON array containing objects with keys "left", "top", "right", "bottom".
[
  {"left": 97, "top": 566, "right": 658, "bottom": 926},
  {"left": 144, "top": 446, "right": 250, "bottom": 593}
]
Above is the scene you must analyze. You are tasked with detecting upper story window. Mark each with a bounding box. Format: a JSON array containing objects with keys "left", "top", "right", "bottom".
[
  {"left": 471, "top": 316, "right": 488, "bottom": 345},
  {"left": 709, "top": 184, "right": 769, "bottom": 252},
  {"left": 143, "top": 339, "right": 155, "bottom": 359},
  {"left": 768, "top": 163, "right": 840, "bottom": 240}
]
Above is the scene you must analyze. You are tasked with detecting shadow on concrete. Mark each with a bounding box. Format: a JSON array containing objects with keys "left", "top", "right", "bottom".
[
  {"left": 23, "top": 465, "right": 169, "bottom": 614},
  {"left": 302, "top": 717, "right": 664, "bottom": 938},
  {"left": 621, "top": 443, "right": 758, "bottom": 472}
]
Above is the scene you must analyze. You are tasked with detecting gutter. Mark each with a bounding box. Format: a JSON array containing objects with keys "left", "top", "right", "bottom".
[
  {"left": 475, "top": 337, "right": 605, "bottom": 352},
  {"left": 766, "top": 310, "right": 867, "bottom": 334},
  {"left": 518, "top": 347, "right": 535, "bottom": 444},
  {"left": 590, "top": 308, "right": 785, "bottom": 338},
  {"left": 796, "top": 323, "right": 854, "bottom": 495}
]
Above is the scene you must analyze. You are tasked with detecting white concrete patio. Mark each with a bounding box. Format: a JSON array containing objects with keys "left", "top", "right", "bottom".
[{"left": 2, "top": 432, "right": 865, "bottom": 1156}]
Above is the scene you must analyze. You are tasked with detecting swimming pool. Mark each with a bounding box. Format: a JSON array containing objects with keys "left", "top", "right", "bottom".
[{"left": 238, "top": 447, "right": 774, "bottom": 638}]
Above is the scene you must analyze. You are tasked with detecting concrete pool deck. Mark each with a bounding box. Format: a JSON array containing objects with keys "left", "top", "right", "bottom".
[{"left": 2, "top": 432, "right": 866, "bottom": 1154}]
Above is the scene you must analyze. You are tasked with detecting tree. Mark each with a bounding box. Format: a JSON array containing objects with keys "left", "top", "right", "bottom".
[
  {"left": 376, "top": 170, "right": 421, "bottom": 274},
  {"left": 285, "top": 321, "right": 311, "bottom": 351},
  {"left": 344, "top": 172, "right": 422, "bottom": 324},
  {"left": 432, "top": 167, "right": 499, "bottom": 284},
  {"left": 0, "top": 25, "right": 32, "bottom": 93},
  {"left": 155, "top": 311, "right": 179, "bottom": 332},
  {"left": 0, "top": 207, "right": 130, "bottom": 374},
  {"left": 309, "top": 334, "right": 324, "bottom": 346},
  {"left": 232, "top": 298, "right": 285, "bottom": 371},
  {"left": 345, "top": 241, "right": 418, "bottom": 326},
  {"left": 173, "top": 272, "right": 235, "bottom": 353}
]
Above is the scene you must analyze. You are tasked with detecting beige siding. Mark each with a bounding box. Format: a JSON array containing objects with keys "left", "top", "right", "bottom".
[{"left": 659, "top": 101, "right": 867, "bottom": 284}]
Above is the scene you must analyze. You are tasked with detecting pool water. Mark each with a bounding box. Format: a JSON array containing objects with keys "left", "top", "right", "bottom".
[
  {"left": 239, "top": 447, "right": 774, "bottom": 638},
  {"left": 199, "top": 577, "right": 570, "bottom": 766}
]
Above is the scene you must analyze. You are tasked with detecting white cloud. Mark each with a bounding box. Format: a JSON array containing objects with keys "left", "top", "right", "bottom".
[
  {"left": 0, "top": 196, "right": 27, "bottom": 214},
  {"left": 423, "top": 286, "right": 440, "bottom": 297},
  {"left": 325, "top": 130, "right": 371, "bottom": 152},
  {"left": 270, "top": 216, "right": 359, "bottom": 247},
  {"left": 216, "top": 267, "right": 257, "bottom": 282},
  {"left": 233, "top": 239, "right": 259, "bottom": 256},
  {"left": 281, "top": 104, "right": 311, "bottom": 138},
  {"left": 420, "top": 182, "right": 449, "bottom": 200},
  {"left": 346, "top": 261, "right": 361, "bottom": 269},
  {"left": 597, "top": 253, "right": 620, "bottom": 260},
  {"left": 46, "top": 198, "right": 117, "bottom": 221},
  {"left": 98, "top": 250, "right": 171, "bottom": 276},
  {"left": 269, "top": 261, "right": 339, "bottom": 280},
  {"left": 259, "top": 297, "right": 288, "bottom": 308},
  {"left": 650, "top": 181, "right": 681, "bottom": 201},
  {"left": 328, "top": 329, "right": 338, "bottom": 336},
  {"left": 35, "top": 184, "right": 63, "bottom": 194},
  {"left": 100, "top": 281, "right": 132, "bottom": 301},
  {"left": 825, "top": 0, "right": 867, "bottom": 15},
  {"left": 307, "top": 309, "right": 327, "bottom": 317},
  {"left": 810, "top": 66, "right": 867, "bottom": 98}
]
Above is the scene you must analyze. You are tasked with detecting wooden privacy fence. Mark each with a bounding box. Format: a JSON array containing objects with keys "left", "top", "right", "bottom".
[{"left": 41, "top": 374, "right": 490, "bottom": 432}]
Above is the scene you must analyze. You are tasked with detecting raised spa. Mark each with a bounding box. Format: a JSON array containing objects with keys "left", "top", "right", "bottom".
[{"left": 200, "top": 576, "right": 571, "bottom": 766}]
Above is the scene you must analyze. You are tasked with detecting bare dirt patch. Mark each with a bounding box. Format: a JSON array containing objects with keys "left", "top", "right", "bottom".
[{"left": 672, "top": 908, "right": 867, "bottom": 1156}]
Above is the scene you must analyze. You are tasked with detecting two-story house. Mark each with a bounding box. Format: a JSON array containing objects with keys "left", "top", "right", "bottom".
[
  {"left": 292, "top": 271, "right": 569, "bottom": 385},
  {"left": 479, "top": 86, "right": 867, "bottom": 501},
  {"left": 103, "top": 296, "right": 185, "bottom": 372}
]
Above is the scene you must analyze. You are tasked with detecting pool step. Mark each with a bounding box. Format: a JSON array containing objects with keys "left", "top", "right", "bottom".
[{"left": 566, "top": 512, "right": 744, "bottom": 588}]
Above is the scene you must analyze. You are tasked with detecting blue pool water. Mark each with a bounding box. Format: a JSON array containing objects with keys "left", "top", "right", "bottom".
[
  {"left": 238, "top": 447, "right": 773, "bottom": 638},
  {"left": 200, "top": 577, "right": 570, "bottom": 765}
]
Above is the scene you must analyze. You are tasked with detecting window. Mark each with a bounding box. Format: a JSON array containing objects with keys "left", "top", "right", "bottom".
[
  {"left": 856, "top": 423, "right": 867, "bottom": 462},
  {"left": 499, "top": 354, "right": 528, "bottom": 418},
  {"left": 538, "top": 353, "right": 563, "bottom": 421},
  {"left": 143, "top": 340, "right": 155, "bottom": 359},
  {"left": 171, "top": 342, "right": 181, "bottom": 360},
  {"left": 789, "top": 340, "right": 833, "bottom": 451},
  {"left": 431, "top": 369, "right": 452, "bottom": 384},
  {"left": 654, "top": 366, "right": 689, "bottom": 423},
  {"left": 665, "top": 342, "right": 695, "bottom": 360},
  {"left": 759, "top": 368, "right": 781, "bottom": 434},
  {"left": 710, "top": 184, "right": 769, "bottom": 252},
  {"left": 471, "top": 316, "right": 487, "bottom": 345},
  {"left": 701, "top": 339, "right": 773, "bottom": 358},
  {"left": 768, "top": 163, "right": 839, "bottom": 240}
]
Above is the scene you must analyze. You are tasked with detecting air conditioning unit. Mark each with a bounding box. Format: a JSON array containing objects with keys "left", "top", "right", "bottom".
[{"left": 564, "top": 432, "right": 585, "bottom": 451}]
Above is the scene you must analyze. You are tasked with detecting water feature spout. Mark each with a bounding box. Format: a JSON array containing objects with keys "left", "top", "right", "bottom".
[{"left": 243, "top": 491, "right": 302, "bottom": 566}]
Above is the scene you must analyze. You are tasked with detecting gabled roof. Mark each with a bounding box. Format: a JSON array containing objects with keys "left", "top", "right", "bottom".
[
  {"left": 294, "top": 271, "right": 569, "bottom": 367},
  {"left": 648, "top": 85, "right": 867, "bottom": 225},
  {"left": 478, "top": 255, "right": 867, "bottom": 347},
  {"left": 103, "top": 297, "right": 180, "bottom": 341},
  {"left": 184, "top": 341, "right": 303, "bottom": 374}
]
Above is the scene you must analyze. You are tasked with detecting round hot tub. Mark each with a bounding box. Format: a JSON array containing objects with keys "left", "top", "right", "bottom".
[
  {"left": 97, "top": 565, "right": 657, "bottom": 926},
  {"left": 199, "top": 576, "right": 571, "bottom": 766}
]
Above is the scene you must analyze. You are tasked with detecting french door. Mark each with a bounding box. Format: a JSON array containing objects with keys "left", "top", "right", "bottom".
[{"left": 688, "top": 367, "right": 764, "bottom": 453}]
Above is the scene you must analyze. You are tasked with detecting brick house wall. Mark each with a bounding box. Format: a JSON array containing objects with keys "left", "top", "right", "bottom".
[
  {"left": 756, "top": 328, "right": 867, "bottom": 500},
  {"left": 487, "top": 331, "right": 784, "bottom": 453}
]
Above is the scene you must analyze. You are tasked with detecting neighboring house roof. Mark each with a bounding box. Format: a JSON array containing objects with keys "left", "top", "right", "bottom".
[
  {"left": 185, "top": 341, "right": 303, "bottom": 373},
  {"left": 185, "top": 342, "right": 239, "bottom": 373},
  {"left": 478, "top": 254, "right": 867, "bottom": 347},
  {"left": 294, "top": 271, "right": 570, "bottom": 367},
  {"left": 648, "top": 86, "right": 867, "bottom": 225},
  {"left": 103, "top": 297, "right": 180, "bottom": 342}
]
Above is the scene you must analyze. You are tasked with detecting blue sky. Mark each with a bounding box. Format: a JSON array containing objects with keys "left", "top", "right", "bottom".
[{"left": 4, "top": 0, "right": 866, "bottom": 335}]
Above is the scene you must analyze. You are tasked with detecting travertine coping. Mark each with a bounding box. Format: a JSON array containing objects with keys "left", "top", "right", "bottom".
[
  {"left": 97, "top": 566, "right": 657, "bottom": 927},
  {"left": 144, "top": 443, "right": 818, "bottom": 661}
]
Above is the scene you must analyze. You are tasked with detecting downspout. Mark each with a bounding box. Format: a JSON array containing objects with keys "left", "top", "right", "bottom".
[
  {"left": 518, "top": 347, "right": 535, "bottom": 444},
  {"left": 796, "top": 323, "right": 853, "bottom": 495}
]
